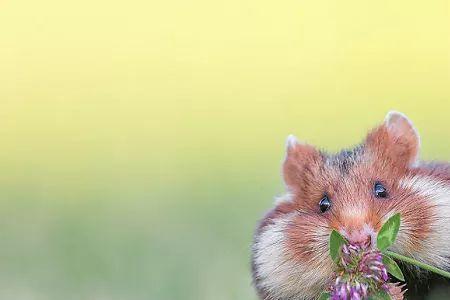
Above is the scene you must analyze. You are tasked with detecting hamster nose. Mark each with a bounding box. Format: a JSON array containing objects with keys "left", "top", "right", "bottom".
[{"left": 346, "top": 230, "right": 373, "bottom": 248}]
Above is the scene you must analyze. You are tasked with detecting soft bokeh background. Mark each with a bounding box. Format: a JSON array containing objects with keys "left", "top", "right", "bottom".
[{"left": 0, "top": 1, "right": 449, "bottom": 299}]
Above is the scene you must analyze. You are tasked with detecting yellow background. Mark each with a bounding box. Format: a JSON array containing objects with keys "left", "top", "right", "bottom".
[{"left": 0, "top": 1, "right": 449, "bottom": 299}]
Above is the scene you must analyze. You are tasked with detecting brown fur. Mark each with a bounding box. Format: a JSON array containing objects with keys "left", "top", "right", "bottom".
[{"left": 252, "top": 112, "right": 449, "bottom": 300}]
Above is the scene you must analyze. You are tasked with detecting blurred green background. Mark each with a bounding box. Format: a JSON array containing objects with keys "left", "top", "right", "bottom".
[{"left": 0, "top": 1, "right": 449, "bottom": 299}]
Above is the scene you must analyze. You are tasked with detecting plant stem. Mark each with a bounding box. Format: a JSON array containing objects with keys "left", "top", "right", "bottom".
[{"left": 385, "top": 250, "right": 450, "bottom": 279}]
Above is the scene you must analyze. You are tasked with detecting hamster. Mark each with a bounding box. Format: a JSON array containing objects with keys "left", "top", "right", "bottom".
[{"left": 251, "top": 111, "right": 450, "bottom": 300}]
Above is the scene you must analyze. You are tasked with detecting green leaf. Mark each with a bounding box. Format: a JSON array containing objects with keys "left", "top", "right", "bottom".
[
  {"left": 368, "top": 290, "right": 391, "bottom": 300},
  {"left": 377, "top": 213, "right": 401, "bottom": 251},
  {"left": 383, "top": 254, "right": 405, "bottom": 281},
  {"left": 317, "top": 292, "right": 330, "bottom": 300},
  {"left": 329, "top": 230, "right": 347, "bottom": 262}
]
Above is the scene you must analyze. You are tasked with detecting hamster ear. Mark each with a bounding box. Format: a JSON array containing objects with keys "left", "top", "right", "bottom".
[
  {"left": 365, "top": 111, "right": 420, "bottom": 167},
  {"left": 283, "top": 135, "right": 321, "bottom": 189}
]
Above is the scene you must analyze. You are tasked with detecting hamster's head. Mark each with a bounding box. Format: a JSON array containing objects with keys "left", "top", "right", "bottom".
[{"left": 252, "top": 112, "right": 450, "bottom": 300}]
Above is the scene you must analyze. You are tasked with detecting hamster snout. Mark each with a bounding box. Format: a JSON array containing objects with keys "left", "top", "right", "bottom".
[{"left": 342, "top": 226, "right": 376, "bottom": 248}]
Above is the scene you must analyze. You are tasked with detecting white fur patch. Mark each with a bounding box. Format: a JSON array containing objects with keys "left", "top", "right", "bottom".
[
  {"left": 285, "top": 134, "right": 299, "bottom": 150},
  {"left": 398, "top": 175, "right": 450, "bottom": 269},
  {"left": 253, "top": 213, "right": 332, "bottom": 300},
  {"left": 274, "top": 193, "right": 294, "bottom": 205}
]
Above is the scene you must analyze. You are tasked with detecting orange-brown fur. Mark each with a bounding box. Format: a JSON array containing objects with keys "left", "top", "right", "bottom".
[{"left": 252, "top": 112, "right": 449, "bottom": 300}]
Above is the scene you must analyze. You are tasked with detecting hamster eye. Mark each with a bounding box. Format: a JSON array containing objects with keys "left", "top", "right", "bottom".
[
  {"left": 374, "top": 182, "right": 388, "bottom": 198},
  {"left": 319, "top": 195, "right": 332, "bottom": 213}
]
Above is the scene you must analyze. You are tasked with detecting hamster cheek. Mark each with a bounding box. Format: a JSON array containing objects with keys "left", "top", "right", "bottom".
[
  {"left": 253, "top": 213, "right": 333, "bottom": 300},
  {"left": 393, "top": 175, "right": 450, "bottom": 269},
  {"left": 285, "top": 214, "right": 335, "bottom": 290}
]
